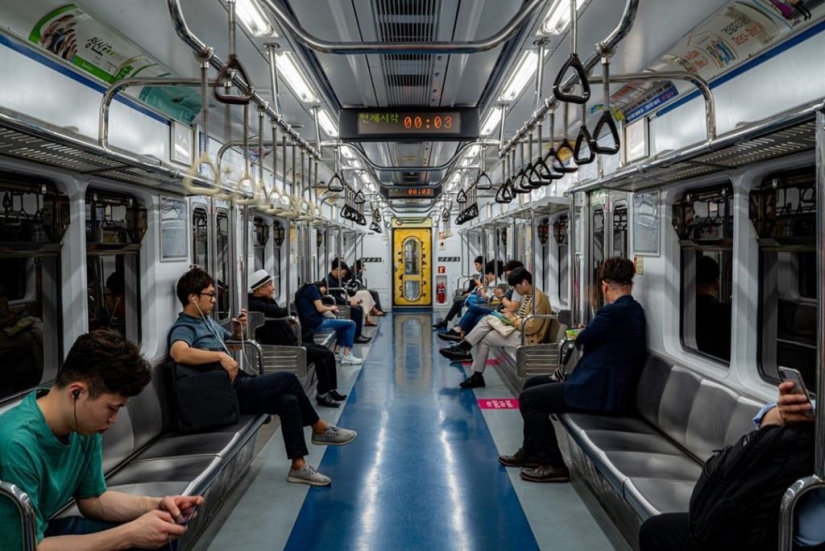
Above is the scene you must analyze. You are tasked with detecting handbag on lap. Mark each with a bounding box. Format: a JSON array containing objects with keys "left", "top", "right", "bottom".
[
  {"left": 486, "top": 313, "right": 516, "bottom": 337},
  {"left": 169, "top": 361, "right": 240, "bottom": 434}
]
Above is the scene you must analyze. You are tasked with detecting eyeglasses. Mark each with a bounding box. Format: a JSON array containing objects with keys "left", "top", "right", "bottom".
[{"left": 198, "top": 292, "right": 217, "bottom": 298}]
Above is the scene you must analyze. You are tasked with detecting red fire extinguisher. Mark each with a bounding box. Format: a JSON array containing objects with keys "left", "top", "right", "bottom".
[{"left": 436, "top": 281, "right": 446, "bottom": 304}]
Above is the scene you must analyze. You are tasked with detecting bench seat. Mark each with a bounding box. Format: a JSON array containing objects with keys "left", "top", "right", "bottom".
[{"left": 554, "top": 355, "right": 763, "bottom": 548}]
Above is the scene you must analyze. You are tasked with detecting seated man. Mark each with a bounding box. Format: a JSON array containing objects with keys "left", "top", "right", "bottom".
[
  {"left": 434, "top": 256, "right": 484, "bottom": 330},
  {"left": 169, "top": 268, "right": 357, "bottom": 487},
  {"left": 247, "top": 269, "right": 348, "bottom": 408},
  {"left": 639, "top": 381, "right": 825, "bottom": 550},
  {"left": 497, "top": 257, "right": 646, "bottom": 483},
  {"left": 440, "top": 267, "right": 551, "bottom": 389},
  {"left": 494, "top": 260, "right": 524, "bottom": 313},
  {"left": 324, "top": 260, "right": 371, "bottom": 341},
  {"left": 0, "top": 329, "right": 203, "bottom": 550},
  {"left": 438, "top": 260, "right": 503, "bottom": 341},
  {"left": 294, "top": 281, "right": 363, "bottom": 365}
]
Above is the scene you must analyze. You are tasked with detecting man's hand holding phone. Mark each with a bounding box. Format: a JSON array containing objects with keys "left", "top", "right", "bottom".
[{"left": 776, "top": 380, "right": 815, "bottom": 424}]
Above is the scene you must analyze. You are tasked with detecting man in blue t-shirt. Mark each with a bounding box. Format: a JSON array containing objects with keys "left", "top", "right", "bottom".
[
  {"left": 0, "top": 330, "right": 203, "bottom": 550},
  {"left": 169, "top": 268, "right": 358, "bottom": 487}
]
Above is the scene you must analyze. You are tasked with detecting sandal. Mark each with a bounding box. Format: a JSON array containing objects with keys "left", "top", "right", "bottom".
[{"left": 365, "top": 319, "right": 378, "bottom": 327}]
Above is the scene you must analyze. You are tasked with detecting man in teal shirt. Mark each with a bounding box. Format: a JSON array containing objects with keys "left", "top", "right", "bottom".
[{"left": 0, "top": 330, "right": 203, "bottom": 550}]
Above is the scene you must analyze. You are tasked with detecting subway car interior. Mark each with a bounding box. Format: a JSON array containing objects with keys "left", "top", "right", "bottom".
[{"left": 0, "top": 0, "right": 824, "bottom": 549}]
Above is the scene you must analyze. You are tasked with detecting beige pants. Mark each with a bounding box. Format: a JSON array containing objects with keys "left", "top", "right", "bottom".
[{"left": 353, "top": 290, "right": 376, "bottom": 320}]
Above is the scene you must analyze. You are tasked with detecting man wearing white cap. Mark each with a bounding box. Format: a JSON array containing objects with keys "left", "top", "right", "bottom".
[{"left": 247, "top": 269, "right": 347, "bottom": 408}]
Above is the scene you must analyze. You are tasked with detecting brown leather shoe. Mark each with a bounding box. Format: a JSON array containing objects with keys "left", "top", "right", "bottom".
[
  {"left": 498, "top": 447, "right": 539, "bottom": 468},
  {"left": 519, "top": 465, "right": 570, "bottom": 483}
]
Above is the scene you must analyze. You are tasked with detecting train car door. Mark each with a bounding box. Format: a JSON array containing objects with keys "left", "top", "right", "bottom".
[{"left": 392, "top": 223, "right": 432, "bottom": 307}]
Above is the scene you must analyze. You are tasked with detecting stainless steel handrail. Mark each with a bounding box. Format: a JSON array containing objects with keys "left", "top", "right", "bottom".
[
  {"left": 99, "top": 77, "right": 205, "bottom": 149},
  {"left": 499, "top": 0, "right": 640, "bottom": 155},
  {"left": 519, "top": 313, "right": 557, "bottom": 345},
  {"left": 570, "top": 97, "right": 825, "bottom": 194},
  {"left": 0, "top": 480, "right": 37, "bottom": 551},
  {"left": 166, "top": 0, "right": 321, "bottom": 160},
  {"left": 587, "top": 70, "right": 716, "bottom": 142},
  {"left": 777, "top": 105, "right": 825, "bottom": 551},
  {"left": 259, "top": 0, "right": 546, "bottom": 55}
]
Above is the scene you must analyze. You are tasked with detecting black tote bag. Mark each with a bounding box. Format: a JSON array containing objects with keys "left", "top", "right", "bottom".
[{"left": 170, "top": 362, "right": 239, "bottom": 434}]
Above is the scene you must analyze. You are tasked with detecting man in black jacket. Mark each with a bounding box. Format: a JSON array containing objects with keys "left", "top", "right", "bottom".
[
  {"left": 324, "top": 260, "right": 370, "bottom": 344},
  {"left": 247, "top": 270, "right": 347, "bottom": 408}
]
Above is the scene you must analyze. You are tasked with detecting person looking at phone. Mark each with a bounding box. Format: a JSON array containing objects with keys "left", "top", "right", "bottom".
[
  {"left": 639, "top": 378, "right": 824, "bottom": 550},
  {"left": 439, "top": 268, "right": 551, "bottom": 389},
  {"left": 324, "top": 260, "right": 371, "bottom": 343},
  {"left": 493, "top": 260, "right": 525, "bottom": 314},
  {"left": 437, "top": 260, "right": 504, "bottom": 342},
  {"left": 295, "top": 281, "right": 363, "bottom": 365},
  {"left": 433, "top": 256, "right": 485, "bottom": 330},
  {"left": 0, "top": 329, "right": 204, "bottom": 550},
  {"left": 169, "top": 269, "right": 358, "bottom": 487}
]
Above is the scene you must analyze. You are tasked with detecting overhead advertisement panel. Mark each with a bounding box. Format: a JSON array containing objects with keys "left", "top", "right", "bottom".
[{"left": 339, "top": 108, "right": 479, "bottom": 141}]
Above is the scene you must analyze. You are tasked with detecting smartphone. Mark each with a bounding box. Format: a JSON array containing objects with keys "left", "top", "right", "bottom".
[
  {"left": 778, "top": 366, "right": 815, "bottom": 418},
  {"left": 177, "top": 505, "right": 200, "bottom": 526}
]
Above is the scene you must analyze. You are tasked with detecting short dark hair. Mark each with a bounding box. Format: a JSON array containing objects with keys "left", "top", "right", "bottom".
[
  {"left": 503, "top": 260, "right": 524, "bottom": 272},
  {"left": 105, "top": 271, "right": 124, "bottom": 296},
  {"left": 331, "top": 258, "right": 349, "bottom": 272},
  {"left": 697, "top": 255, "right": 720, "bottom": 286},
  {"left": 56, "top": 330, "right": 150, "bottom": 398},
  {"left": 176, "top": 268, "right": 215, "bottom": 307},
  {"left": 474, "top": 256, "right": 484, "bottom": 265},
  {"left": 507, "top": 267, "right": 532, "bottom": 286},
  {"left": 599, "top": 257, "right": 635, "bottom": 285},
  {"left": 484, "top": 260, "right": 504, "bottom": 277}
]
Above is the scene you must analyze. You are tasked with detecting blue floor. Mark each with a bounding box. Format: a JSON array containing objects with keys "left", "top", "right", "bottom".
[{"left": 285, "top": 313, "right": 539, "bottom": 550}]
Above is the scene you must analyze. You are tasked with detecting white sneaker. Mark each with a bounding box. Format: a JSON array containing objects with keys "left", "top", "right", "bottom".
[
  {"left": 287, "top": 464, "right": 332, "bottom": 486},
  {"left": 341, "top": 353, "right": 363, "bottom": 365}
]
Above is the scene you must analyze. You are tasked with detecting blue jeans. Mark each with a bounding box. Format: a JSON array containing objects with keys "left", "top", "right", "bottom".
[
  {"left": 317, "top": 317, "right": 356, "bottom": 349},
  {"left": 45, "top": 516, "right": 178, "bottom": 550},
  {"left": 457, "top": 305, "right": 494, "bottom": 333}
]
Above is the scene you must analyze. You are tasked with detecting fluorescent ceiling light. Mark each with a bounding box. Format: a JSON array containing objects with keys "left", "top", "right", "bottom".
[
  {"left": 499, "top": 51, "right": 538, "bottom": 103},
  {"left": 480, "top": 107, "right": 503, "bottom": 136},
  {"left": 541, "top": 0, "right": 586, "bottom": 35},
  {"left": 465, "top": 144, "right": 481, "bottom": 160},
  {"left": 341, "top": 146, "right": 356, "bottom": 159},
  {"left": 347, "top": 159, "right": 363, "bottom": 169},
  {"left": 276, "top": 52, "right": 317, "bottom": 103},
  {"left": 236, "top": 0, "right": 275, "bottom": 37},
  {"left": 360, "top": 173, "right": 371, "bottom": 186},
  {"left": 318, "top": 109, "right": 338, "bottom": 137}
]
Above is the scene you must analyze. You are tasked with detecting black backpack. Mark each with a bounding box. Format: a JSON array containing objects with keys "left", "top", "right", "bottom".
[{"left": 689, "top": 423, "right": 815, "bottom": 551}]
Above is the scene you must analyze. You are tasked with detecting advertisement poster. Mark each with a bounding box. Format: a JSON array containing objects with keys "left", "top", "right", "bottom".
[
  {"left": 29, "top": 4, "right": 201, "bottom": 124},
  {"left": 658, "top": 0, "right": 825, "bottom": 82}
]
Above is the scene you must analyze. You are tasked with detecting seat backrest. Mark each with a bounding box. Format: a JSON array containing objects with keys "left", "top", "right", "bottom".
[{"left": 246, "top": 311, "right": 265, "bottom": 336}]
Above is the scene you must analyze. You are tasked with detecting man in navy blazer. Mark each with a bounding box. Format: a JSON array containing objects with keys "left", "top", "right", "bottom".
[{"left": 498, "top": 257, "right": 646, "bottom": 483}]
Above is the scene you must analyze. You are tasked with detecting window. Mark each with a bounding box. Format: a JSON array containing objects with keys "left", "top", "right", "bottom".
[
  {"left": 85, "top": 189, "right": 144, "bottom": 343},
  {"left": 673, "top": 184, "right": 733, "bottom": 364},
  {"left": 553, "top": 216, "right": 569, "bottom": 307},
  {"left": 0, "top": 177, "right": 68, "bottom": 400},
  {"left": 591, "top": 205, "right": 605, "bottom": 313},
  {"left": 216, "top": 209, "right": 230, "bottom": 320},
  {"left": 253, "top": 217, "right": 269, "bottom": 271},
  {"left": 612, "top": 202, "right": 628, "bottom": 258},
  {"left": 750, "top": 169, "right": 817, "bottom": 388},
  {"left": 192, "top": 206, "right": 208, "bottom": 270}
]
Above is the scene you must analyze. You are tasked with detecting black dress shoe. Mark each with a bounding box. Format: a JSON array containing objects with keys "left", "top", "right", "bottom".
[
  {"left": 459, "top": 372, "right": 485, "bottom": 389},
  {"left": 439, "top": 346, "right": 472, "bottom": 362},
  {"left": 437, "top": 330, "right": 462, "bottom": 342},
  {"left": 315, "top": 394, "right": 341, "bottom": 408},
  {"left": 355, "top": 336, "right": 371, "bottom": 344},
  {"left": 328, "top": 390, "right": 348, "bottom": 401},
  {"left": 432, "top": 321, "right": 448, "bottom": 330},
  {"left": 519, "top": 465, "right": 570, "bottom": 483},
  {"left": 498, "top": 447, "right": 539, "bottom": 468}
]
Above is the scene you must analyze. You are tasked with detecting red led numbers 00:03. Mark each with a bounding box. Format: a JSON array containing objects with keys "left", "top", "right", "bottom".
[{"left": 402, "top": 114, "right": 453, "bottom": 131}]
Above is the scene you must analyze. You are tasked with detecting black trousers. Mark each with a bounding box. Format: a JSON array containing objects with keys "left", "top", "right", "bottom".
[
  {"left": 639, "top": 512, "right": 825, "bottom": 551},
  {"left": 305, "top": 342, "right": 337, "bottom": 394},
  {"left": 519, "top": 376, "right": 590, "bottom": 467},
  {"left": 233, "top": 371, "right": 319, "bottom": 459},
  {"left": 350, "top": 304, "right": 364, "bottom": 338},
  {"left": 445, "top": 296, "right": 464, "bottom": 322}
]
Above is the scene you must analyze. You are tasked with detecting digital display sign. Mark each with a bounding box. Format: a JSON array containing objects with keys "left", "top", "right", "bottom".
[
  {"left": 340, "top": 108, "right": 479, "bottom": 141},
  {"left": 357, "top": 112, "right": 461, "bottom": 135},
  {"left": 382, "top": 186, "right": 441, "bottom": 200}
]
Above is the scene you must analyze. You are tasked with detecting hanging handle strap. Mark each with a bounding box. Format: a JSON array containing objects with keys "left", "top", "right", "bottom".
[
  {"left": 494, "top": 180, "right": 514, "bottom": 204},
  {"left": 214, "top": 54, "right": 255, "bottom": 105},
  {"left": 553, "top": 54, "right": 591, "bottom": 105},
  {"left": 591, "top": 57, "right": 621, "bottom": 155},
  {"left": 574, "top": 103, "right": 596, "bottom": 165}
]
